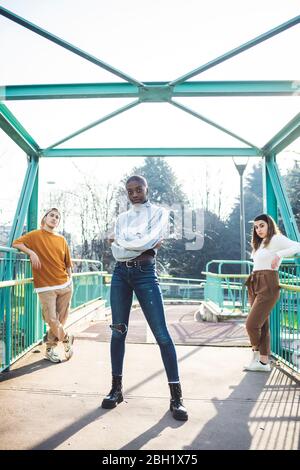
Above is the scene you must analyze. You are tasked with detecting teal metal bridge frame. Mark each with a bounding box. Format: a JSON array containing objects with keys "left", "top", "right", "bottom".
[
  {"left": 1, "top": 6, "right": 300, "bottom": 374},
  {"left": 0, "top": 5, "right": 299, "bottom": 244}
]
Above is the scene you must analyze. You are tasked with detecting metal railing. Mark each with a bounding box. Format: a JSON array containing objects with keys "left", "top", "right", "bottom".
[
  {"left": 272, "top": 258, "right": 300, "bottom": 372},
  {"left": 202, "top": 260, "right": 253, "bottom": 313},
  {"left": 202, "top": 258, "right": 300, "bottom": 372},
  {"left": 71, "top": 258, "right": 104, "bottom": 308},
  {"left": 102, "top": 273, "right": 205, "bottom": 307},
  {"left": 0, "top": 247, "right": 40, "bottom": 372},
  {"left": 2, "top": 248, "right": 299, "bottom": 373},
  {"left": 0, "top": 248, "right": 105, "bottom": 372}
]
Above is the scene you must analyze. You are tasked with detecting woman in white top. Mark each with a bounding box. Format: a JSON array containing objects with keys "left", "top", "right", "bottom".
[{"left": 244, "top": 213, "right": 300, "bottom": 372}]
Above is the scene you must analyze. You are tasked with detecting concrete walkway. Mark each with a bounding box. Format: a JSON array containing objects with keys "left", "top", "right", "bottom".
[
  {"left": 81, "top": 304, "right": 250, "bottom": 347},
  {"left": 0, "top": 313, "right": 299, "bottom": 450}
]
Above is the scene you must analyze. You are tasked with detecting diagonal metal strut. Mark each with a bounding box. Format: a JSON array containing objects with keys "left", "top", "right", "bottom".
[
  {"left": 45, "top": 99, "right": 141, "bottom": 149},
  {"left": 169, "top": 15, "right": 300, "bottom": 86},
  {"left": 0, "top": 5, "right": 145, "bottom": 88},
  {"left": 170, "top": 99, "right": 260, "bottom": 150}
]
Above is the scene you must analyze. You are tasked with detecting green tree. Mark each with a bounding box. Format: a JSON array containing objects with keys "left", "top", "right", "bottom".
[
  {"left": 121, "top": 157, "right": 187, "bottom": 205},
  {"left": 284, "top": 160, "right": 300, "bottom": 230},
  {"left": 125, "top": 157, "right": 188, "bottom": 275},
  {"left": 225, "top": 162, "right": 263, "bottom": 267},
  {"left": 123, "top": 157, "right": 232, "bottom": 278},
  {"left": 170, "top": 210, "right": 229, "bottom": 278}
]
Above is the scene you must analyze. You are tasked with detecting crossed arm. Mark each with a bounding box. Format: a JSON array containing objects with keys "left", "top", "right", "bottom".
[{"left": 108, "top": 236, "right": 162, "bottom": 249}]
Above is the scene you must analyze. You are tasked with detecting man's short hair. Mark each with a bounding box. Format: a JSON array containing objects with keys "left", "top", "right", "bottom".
[
  {"left": 126, "top": 175, "right": 148, "bottom": 187},
  {"left": 43, "top": 207, "right": 61, "bottom": 218},
  {"left": 40, "top": 207, "right": 61, "bottom": 227}
]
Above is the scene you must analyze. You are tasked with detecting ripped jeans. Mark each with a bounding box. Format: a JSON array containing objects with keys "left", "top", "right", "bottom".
[{"left": 110, "top": 261, "right": 179, "bottom": 382}]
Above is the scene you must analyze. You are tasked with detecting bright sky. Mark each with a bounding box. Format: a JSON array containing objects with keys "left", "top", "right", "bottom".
[{"left": 0, "top": 0, "right": 299, "bottom": 226}]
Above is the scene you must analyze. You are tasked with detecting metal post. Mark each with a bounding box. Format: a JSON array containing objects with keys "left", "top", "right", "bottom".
[
  {"left": 8, "top": 156, "right": 39, "bottom": 245},
  {"left": 27, "top": 166, "right": 39, "bottom": 231},
  {"left": 27, "top": 166, "right": 39, "bottom": 342},
  {"left": 240, "top": 170, "right": 246, "bottom": 273},
  {"left": 262, "top": 154, "right": 278, "bottom": 221},
  {"left": 46, "top": 181, "right": 56, "bottom": 207},
  {"left": 4, "top": 253, "right": 12, "bottom": 370},
  {"left": 232, "top": 158, "right": 249, "bottom": 274}
]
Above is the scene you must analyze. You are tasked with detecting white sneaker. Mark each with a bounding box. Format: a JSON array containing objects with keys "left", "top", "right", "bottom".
[
  {"left": 44, "top": 347, "right": 61, "bottom": 363},
  {"left": 243, "top": 350, "right": 260, "bottom": 371},
  {"left": 63, "top": 333, "right": 74, "bottom": 360},
  {"left": 252, "top": 350, "right": 260, "bottom": 362},
  {"left": 244, "top": 361, "right": 271, "bottom": 372}
]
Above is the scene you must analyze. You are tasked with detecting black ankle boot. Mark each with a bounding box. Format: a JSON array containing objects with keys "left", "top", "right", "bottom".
[
  {"left": 169, "top": 382, "right": 188, "bottom": 421},
  {"left": 101, "top": 375, "right": 123, "bottom": 409}
]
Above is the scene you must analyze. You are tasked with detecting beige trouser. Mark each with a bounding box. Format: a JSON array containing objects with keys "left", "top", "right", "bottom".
[
  {"left": 245, "top": 270, "right": 280, "bottom": 356},
  {"left": 38, "top": 286, "right": 73, "bottom": 348}
]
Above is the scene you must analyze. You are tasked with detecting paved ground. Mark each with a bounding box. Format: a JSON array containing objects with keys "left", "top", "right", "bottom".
[
  {"left": 79, "top": 305, "right": 249, "bottom": 347},
  {"left": 0, "top": 306, "right": 299, "bottom": 450}
]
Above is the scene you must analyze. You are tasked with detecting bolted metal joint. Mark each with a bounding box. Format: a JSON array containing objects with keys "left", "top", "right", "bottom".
[{"left": 139, "top": 84, "right": 173, "bottom": 102}]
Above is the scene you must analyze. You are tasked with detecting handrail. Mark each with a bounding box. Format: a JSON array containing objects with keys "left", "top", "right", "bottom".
[
  {"left": 102, "top": 280, "right": 205, "bottom": 288},
  {"left": 203, "top": 271, "right": 300, "bottom": 292},
  {"left": 103, "top": 272, "right": 205, "bottom": 283},
  {"left": 0, "top": 248, "right": 104, "bottom": 260},
  {"left": 279, "top": 283, "right": 300, "bottom": 292},
  {"left": 206, "top": 259, "right": 253, "bottom": 271},
  {"left": 0, "top": 278, "right": 33, "bottom": 288},
  {"left": 0, "top": 271, "right": 105, "bottom": 288},
  {"left": 0, "top": 246, "right": 17, "bottom": 253},
  {"left": 71, "top": 258, "right": 103, "bottom": 264},
  {"left": 72, "top": 271, "right": 105, "bottom": 277},
  {"left": 202, "top": 271, "right": 249, "bottom": 279},
  {"left": 158, "top": 275, "right": 204, "bottom": 282}
]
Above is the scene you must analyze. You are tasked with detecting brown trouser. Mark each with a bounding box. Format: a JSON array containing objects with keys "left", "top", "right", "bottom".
[
  {"left": 245, "top": 270, "right": 280, "bottom": 356},
  {"left": 38, "top": 286, "right": 73, "bottom": 348}
]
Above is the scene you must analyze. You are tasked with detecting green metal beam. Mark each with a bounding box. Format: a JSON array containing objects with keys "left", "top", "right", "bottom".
[
  {"left": 0, "top": 6, "right": 144, "bottom": 88},
  {"left": 172, "top": 80, "right": 300, "bottom": 97},
  {"left": 264, "top": 155, "right": 300, "bottom": 241},
  {"left": 27, "top": 166, "right": 39, "bottom": 342},
  {"left": 1, "top": 81, "right": 300, "bottom": 100},
  {"left": 262, "top": 155, "right": 278, "bottom": 222},
  {"left": 8, "top": 157, "right": 39, "bottom": 245},
  {"left": 46, "top": 99, "right": 140, "bottom": 149},
  {"left": 0, "top": 102, "right": 40, "bottom": 157},
  {"left": 170, "top": 99, "right": 259, "bottom": 150},
  {"left": 27, "top": 166, "right": 39, "bottom": 232},
  {"left": 41, "top": 147, "right": 260, "bottom": 158},
  {"left": 47, "top": 96, "right": 261, "bottom": 151},
  {"left": 262, "top": 113, "right": 300, "bottom": 155},
  {"left": 170, "top": 15, "right": 300, "bottom": 85}
]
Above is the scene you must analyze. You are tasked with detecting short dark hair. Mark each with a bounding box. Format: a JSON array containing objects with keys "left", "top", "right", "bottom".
[{"left": 126, "top": 175, "right": 148, "bottom": 187}]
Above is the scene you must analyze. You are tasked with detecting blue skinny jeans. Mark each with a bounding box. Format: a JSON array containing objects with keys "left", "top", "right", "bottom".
[{"left": 109, "top": 261, "right": 179, "bottom": 382}]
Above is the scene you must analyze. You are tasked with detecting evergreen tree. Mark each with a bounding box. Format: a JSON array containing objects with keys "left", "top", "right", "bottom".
[
  {"left": 120, "top": 157, "right": 187, "bottom": 205},
  {"left": 124, "top": 157, "right": 188, "bottom": 276},
  {"left": 225, "top": 162, "right": 263, "bottom": 267},
  {"left": 284, "top": 160, "right": 300, "bottom": 230},
  {"left": 122, "top": 157, "right": 231, "bottom": 278}
]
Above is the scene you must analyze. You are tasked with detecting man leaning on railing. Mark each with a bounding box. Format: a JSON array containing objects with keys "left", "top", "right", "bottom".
[{"left": 12, "top": 207, "right": 74, "bottom": 364}]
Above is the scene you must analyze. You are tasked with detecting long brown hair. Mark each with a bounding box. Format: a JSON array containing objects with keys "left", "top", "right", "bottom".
[{"left": 251, "top": 213, "right": 280, "bottom": 251}]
